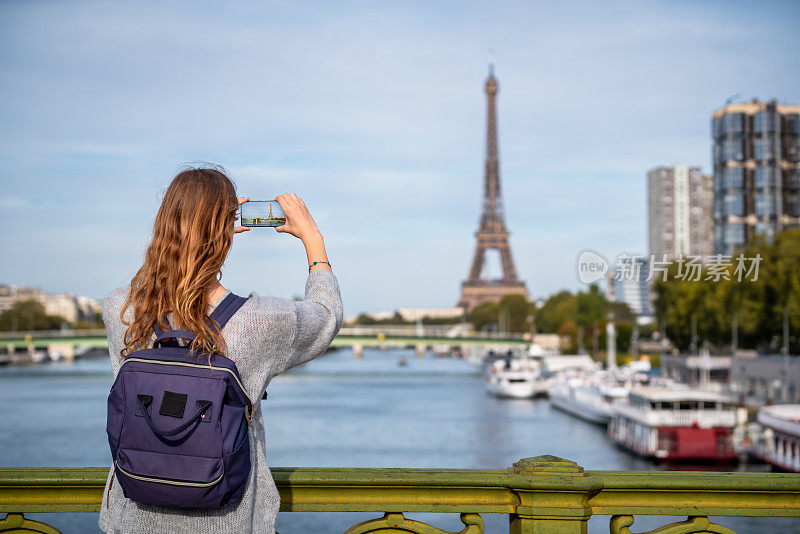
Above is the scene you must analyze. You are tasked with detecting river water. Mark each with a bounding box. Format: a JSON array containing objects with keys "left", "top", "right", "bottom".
[{"left": 0, "top": 347, "right": 796, "bottom": 533}]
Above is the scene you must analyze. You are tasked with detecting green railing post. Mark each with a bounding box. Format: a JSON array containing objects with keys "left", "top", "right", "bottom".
[{"left": 508, "top": 456, "right": 601, "bottom": 534}]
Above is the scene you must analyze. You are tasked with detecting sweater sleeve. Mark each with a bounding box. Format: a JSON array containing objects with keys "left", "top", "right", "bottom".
[
  {"left": 102, "top": 288, "right": 130, "bottom": 378},
  {"left": 271, "top": 269, "right": 343, "bottom": 378}
]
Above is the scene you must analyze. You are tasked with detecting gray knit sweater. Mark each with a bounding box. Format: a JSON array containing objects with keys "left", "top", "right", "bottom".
[{"left": 98, "top": 269, "right": 343, "bottom": 533}]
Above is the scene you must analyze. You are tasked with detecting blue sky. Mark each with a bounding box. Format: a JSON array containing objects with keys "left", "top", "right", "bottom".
[{"left": 1, "top": 1, "right": 798, "bottom": 317}]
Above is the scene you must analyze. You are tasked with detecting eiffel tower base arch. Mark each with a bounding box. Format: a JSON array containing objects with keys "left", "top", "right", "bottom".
[{"left": 457, "top": 281, "right": 529, "bottom": 314}]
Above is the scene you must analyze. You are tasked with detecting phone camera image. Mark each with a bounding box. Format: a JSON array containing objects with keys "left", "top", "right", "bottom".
[{"left": 239, "top": 200, "right": 286, "bottom": 227}]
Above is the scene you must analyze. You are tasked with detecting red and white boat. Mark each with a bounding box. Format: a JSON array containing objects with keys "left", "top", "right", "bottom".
[
  {"left": 608, "top": 386, "right": 739, "bottom": 461},
  {"left": 750, "top": 404, "right": 800, "bottom": 472}
]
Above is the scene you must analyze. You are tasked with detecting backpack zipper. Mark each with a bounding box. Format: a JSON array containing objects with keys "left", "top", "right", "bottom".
[
  {"left": 115, "top": 460, "right": 224, "bottom": 488},
  {"left": 120, "top": 357, "right": 253, "bottom": 421}
]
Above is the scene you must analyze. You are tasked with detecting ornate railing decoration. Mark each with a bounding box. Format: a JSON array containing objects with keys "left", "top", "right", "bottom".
[
  {"left": 344, "top": 512, "right": 484, "bottom": 534},
  {"left": 1, "top": 455, "right": 798, "bottom": 533},
  {"left": 610, "top": 515, "right": 738, "bottom": 534}
]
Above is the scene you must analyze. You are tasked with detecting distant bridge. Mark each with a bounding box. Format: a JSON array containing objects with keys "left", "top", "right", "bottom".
[{"left": 0, "top": 326, "right": 530, "bottom": 361}]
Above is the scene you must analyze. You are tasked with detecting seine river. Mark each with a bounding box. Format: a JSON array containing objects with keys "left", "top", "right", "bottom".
[{"left": 0, "top": 348, "right": 796, "bottom": 533}]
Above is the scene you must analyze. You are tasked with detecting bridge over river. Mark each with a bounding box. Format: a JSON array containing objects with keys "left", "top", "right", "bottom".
[{"left": 0, "top": 326, "right": 530, "bottom": 362}]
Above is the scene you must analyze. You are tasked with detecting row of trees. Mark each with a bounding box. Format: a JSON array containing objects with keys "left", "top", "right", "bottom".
[
  {"left": 468, "top": 289, "right": 640, "bottom": 356},
  {"left": 653, "top": 228, "right": 800, "bottom": 354},
  {"left": 351, "top": 312, "right": 462, "bottom": 326},
  {"left": 349, "top": 285, "right": 640, "bottom": 359},
  {"left": 347, "top": 227, "right": 800, "bottom": 356},
  {"left": 468, "top": 228, "right": 800, "bottom": 355},
  {"left": 0, "top": 299, "right": 101, "bottom": 331}
]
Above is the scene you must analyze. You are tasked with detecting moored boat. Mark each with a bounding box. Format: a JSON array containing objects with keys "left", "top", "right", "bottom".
[
  {"left": 548, "top": 371, "right": 631, "bottom": 424},
  {"left": 750, "top": 404, "right": 800, "bottom": 472},
  {"left": 548, "top": 361, "right": 653, "bottom": 425},
  {"left": 608, "top": 386, "right": 738, "bottom": 461},
  {"left": 485, "top": 356, "right": 546, "bottom": 399}
]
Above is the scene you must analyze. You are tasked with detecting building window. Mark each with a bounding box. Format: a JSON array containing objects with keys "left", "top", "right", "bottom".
[
  {"left": 723, "top": 137, "right": 745, "bottom": 161},
  {"left": 714, "top": 224, "right": 724, "bottom": 250},
  {"left": 785, "top": 132, "right": 800, "bottom": 163},
  {"left": 722, "top": 113, "right": 745, "bottom": 134},
  {"left": 787, "top": 194, "right": 800, "bottom": 217},
  {"left": 755, "top": 192, "right": 777, "bottom": 217},
  {"left": 784, "top": 113, "right": 800, "bottom": 136},
  {"left": 725, "top": 192, "right": 744, "bottom": 216},
  {"left": 715, "top": 172, "right": 723, "bottom": 193},
  {"left": 755, "top": 110, "right": 777, "bottom": 134},
  {"left": 726, "top": 223, "right": 745, "bottom": 246},
  {"left": 713, "top": 197, "right": 724, "bottom": 218},
  {"left": 723, "top": 167, "right": 744, "bottom": 190},
  {"left": 712, "top": 117, "right": 723, "bottom": 138},
  {"left": 755, "top": 166, "right": 777, "bottom": 190},
  {"left": 755, "top": 137, "right": 775, "bottom": 161},
  {"left": 787, "top": 170, "right": 800, "bottom": 191}
]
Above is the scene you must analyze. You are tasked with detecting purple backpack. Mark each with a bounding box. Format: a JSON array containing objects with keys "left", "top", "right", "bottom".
[{"left": 106, "top": 292, "right": 252, "bottom": 509}]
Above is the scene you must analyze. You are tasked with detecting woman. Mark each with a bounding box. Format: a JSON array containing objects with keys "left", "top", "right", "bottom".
[{"left": 98, "top": 165, "right": 343, "bottom": 533}]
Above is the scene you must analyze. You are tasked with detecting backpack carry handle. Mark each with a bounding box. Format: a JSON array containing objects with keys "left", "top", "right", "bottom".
[
  {"left": 137, "top": 394, "right": 211, "bottom": 437},
  {"left": 154, "top": 329, "right": 197, "bottom": 348}
]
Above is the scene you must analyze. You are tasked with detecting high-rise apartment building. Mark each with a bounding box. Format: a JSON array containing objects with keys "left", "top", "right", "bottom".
[
  {"left": 648, "top": 165, "right": 713, "bottom": 260},
  {"left": 712, "top": 99, "right": 800, "bottom": 254}
]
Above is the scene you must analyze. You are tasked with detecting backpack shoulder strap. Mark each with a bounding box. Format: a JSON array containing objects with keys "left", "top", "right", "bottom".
[
  {"left": 206, "top": 292, "right": 249, "bottom": 332},
  {"left": 152, "top": 292, "right": 249, "bottom": 337}
]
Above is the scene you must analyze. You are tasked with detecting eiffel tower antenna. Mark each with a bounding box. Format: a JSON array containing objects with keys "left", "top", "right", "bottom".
[{"left": 457, "top": 62, "right": 528, "bottom": 313}]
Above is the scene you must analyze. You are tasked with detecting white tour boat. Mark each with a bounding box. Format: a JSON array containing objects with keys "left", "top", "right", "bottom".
[
  {"left": 750, "top": 404, "right": 800, "bottom": 472},
  {"left": 547, "top": 361, "right": 653, "bottom": 425},
  {"left": 485, "top": 355, "right": 547, "bottom": 399},
  {"left": 548, "top": 371, "right": 632, "bottom": 424}
]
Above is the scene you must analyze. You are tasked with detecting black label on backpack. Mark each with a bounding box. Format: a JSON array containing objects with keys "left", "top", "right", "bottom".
[{"left": 159, "top": 391, "right": 188, "bottom": 418}]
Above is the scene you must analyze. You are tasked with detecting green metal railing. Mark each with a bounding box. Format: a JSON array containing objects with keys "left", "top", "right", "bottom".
[{"left": 1, "top": 455, "right": 799, "bottom": 533}]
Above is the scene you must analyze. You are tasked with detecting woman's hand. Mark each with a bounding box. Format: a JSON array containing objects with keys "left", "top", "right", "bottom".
[
  {"left": 234, "top": 197, "right": 251, "bottom": 234},
  {"left": 274, "top": 193, "right": 322, "bottom": 242}
]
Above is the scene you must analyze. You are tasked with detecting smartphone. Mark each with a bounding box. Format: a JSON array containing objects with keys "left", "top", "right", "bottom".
[{"left": 239, "top": 200, "right": 286, "bottom": 227}]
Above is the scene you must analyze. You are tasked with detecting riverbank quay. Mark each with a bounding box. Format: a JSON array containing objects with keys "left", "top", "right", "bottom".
[{"left": 1, "top": 455, "right": 799, "bottom": 533}]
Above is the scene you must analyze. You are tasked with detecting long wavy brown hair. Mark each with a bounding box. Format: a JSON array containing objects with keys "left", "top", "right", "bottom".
[{"left": 118, "top": 165, "right": 239, "bottom": 362}]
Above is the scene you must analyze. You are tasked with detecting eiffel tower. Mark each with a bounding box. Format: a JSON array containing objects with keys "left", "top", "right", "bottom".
[{"left": 457, "top": 63, "right": 528, "bottom": 313}]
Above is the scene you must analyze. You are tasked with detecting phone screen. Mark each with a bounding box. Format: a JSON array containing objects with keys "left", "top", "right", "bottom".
[{"left": 239, "top": 200, "right": 285, "bottom": 227}]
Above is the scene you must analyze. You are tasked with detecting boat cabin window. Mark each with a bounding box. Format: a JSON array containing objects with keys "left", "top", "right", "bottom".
[
  {"left": 629, "top": 395, "right": 645, "bottom": 407},
  {"left": 646, "top": 400, "right": 730, "bottom": 411}
]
